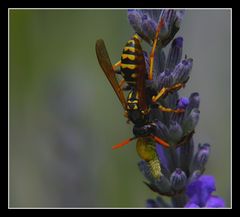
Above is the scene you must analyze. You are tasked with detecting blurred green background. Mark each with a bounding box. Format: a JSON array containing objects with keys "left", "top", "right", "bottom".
[{"left": 10, "top": 9, "right": 231, "bottom": 207}]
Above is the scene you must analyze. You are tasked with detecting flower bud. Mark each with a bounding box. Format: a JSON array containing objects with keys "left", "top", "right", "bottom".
[
  {"left": 170, "top": 168, "right": 187, "bottom": 191},
  {"left": 154, "top": 47, "right": 166, "bottom": 76},
  {"left": 162, "top": 74, "right": 174, "bottom": 88},
  {"left": 169, "top": 121, "right": 183, "bottom": 143},
  {"left": 127, "top": 10, "right": 143, "bottom": 36},
  {"left": 142, "top": 14, "right": 157, "bottom": 41},
  {"left": 175, "top": 10, "right": 185, "bottom": 28},
  {"left": 172, "top": 58, "right": 193, "bottom": 84},
  {"left": 192, "top": 143, "right": 211, "bottom": 172},
  {"left": 182, "top": 108, "right": 200, "bottom": 134},
  {"left": 154, "top": 174, "right": 172, "bottom": 195},
  {"left": 155, "top": 120, "right": 169, "bottom": 141},
  {"left": 159, "top": 10, "right": 185, "bottom": 47},
  {"left": 166, "top": 37, "right": 183, "bottom": 71},
  {"left": 161, "top": 10, "right": 176, "bottom": 30},
  {"left": 177, "top": 97, "right": 189, "bottom": 109},
  {"left": 187, "top": 92, "right": 200, "bottom": 111}
]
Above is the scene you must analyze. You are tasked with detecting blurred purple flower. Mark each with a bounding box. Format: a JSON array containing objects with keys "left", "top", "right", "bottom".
[{"left": 185, "top": 175, "right": 225, "bottom": 208}]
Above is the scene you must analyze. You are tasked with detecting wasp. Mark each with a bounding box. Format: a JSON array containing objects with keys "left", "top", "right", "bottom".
[
  {"left": 106, "top": 18, "right": 187, "bottom": 102},
  {"left": 95, "top": 37, "right": 186, "bottom": 145},
  {"left": 95, "top": 16, "right": 190, "bottom": 164},
  {"left": 96, "top": 38, "right": 169, "bottom": 149},
  {"left": 95, "top": 36, "right": 186, "bottom": 179}
]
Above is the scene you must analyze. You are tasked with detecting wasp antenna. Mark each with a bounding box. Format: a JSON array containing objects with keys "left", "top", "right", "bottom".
[
  {"left": 112, "top": 137, "right": 136, "bottom": 150},
  {"left": 151, "top": 135, "right": 170, "bottom": 148}
]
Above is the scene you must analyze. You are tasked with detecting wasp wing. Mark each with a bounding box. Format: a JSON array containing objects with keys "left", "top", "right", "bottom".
[
  {"left": 95, "top": 39, "right": 127, "bottom": 110},
  {"left": 134, "top": 39, "right": 148, "bottom": 112}
]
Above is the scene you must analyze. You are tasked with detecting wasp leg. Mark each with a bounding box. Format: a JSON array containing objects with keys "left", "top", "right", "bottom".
[
  {"left": 152, "top": 87, "right": 168, "bottom": 103},
  {"left": 167, "top": 82, "right": 186, "bottom": 93},
  {"left": 159, "top": 105, "right": 184, "bottom": 113},
  {"left": 113, "top": 60, "right": 121, "bottom": 71},
  {"left": 149, "top": 18, "right": 164, "bottom": 80},
  {"left": 112, "top": 136, "right": 137, "bottom": 150},
  {"left": 152, "top": 82, "right": 186, "bottom": 103}
]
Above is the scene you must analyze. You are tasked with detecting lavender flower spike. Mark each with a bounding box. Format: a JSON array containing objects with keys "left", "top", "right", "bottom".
[{"left": 126, "top": 10, "right": 226, "bottom": 208}]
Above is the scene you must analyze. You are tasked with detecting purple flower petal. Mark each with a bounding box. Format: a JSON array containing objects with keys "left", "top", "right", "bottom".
[
  {"left": 205, "top": 196, "right": 225, "bottom": 207},
  {"left": 185, "top": 201, "right": 200, "bottom": 208},
  {"left": 177, "top": 97, "right": 189, "bottom": 109},
  {"left": 186, "top": 175, "right": 216, "bottom": 207}
]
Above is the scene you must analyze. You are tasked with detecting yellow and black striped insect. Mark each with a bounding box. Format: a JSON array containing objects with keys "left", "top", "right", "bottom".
[
  {"left": 113, "top": 34, "right": 147, "bottom": 89},
  {"left": 95, "top": 24, "right": 188, "bottom": 179},
  {"left": 112, "top": 19, "right": 165, "bottom": 89},
  {"left": 96, "top": 38, "right": 166, "bottom": 179},
  {"left": 110, "top": 18, "right": 187, "bottom": 103},
  {"left": 95, "top": 23, "right": 186, "bottom": 148},
  {"left": 95, "top": 39, "right": 170, "bottom": 150}
]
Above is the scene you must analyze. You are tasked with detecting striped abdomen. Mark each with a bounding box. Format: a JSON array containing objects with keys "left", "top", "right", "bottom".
[{"left": 120, "top": 34, "right": 146, "bottom": 86}]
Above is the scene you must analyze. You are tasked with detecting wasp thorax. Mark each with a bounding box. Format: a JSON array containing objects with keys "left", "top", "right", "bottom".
[{"left": 127, "top": 90, "right": 139, "bottom": 111}]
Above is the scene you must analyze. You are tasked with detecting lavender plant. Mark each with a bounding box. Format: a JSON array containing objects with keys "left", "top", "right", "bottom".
[{"left": 127, "top": 9, "right": 225, "bottom": 208}]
